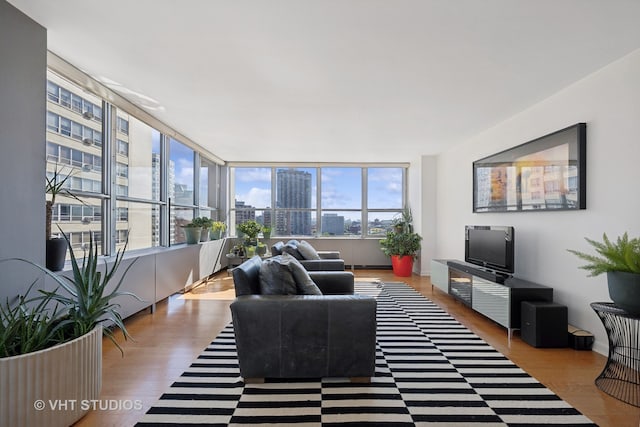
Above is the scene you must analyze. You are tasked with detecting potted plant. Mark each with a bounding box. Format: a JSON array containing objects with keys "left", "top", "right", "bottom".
[
  {"left": 210, "top": 221, "right": 226, "bottom": 240},
  {"left": 237, "top": 219, "right": 263, "bottom": 246},
  {"left": 379, "top": 208, "right": 422, "bottom": 277},
  {"left": 262, "top": 225, "right": 272, "bottom": 239},
  {"left": 45, "top": 164, "right": 82, "bottom": 271},
  {"left": 181, "top": 222, "right": 202, "bottom": 244},
  {"left": 192, "top": 217, "right": 213, "bottom": 242},
  {"left": 392, "top": 206, "right": 413, "bottom": 234},
  {"left": 256, "top": 242, "right": 267, "bottom": 256},
  {"left": 0, "top": 233, "right": 140, "bottom": 426},
  {"left": 568, "top": 232, "right": 640, "bottom": 314}
]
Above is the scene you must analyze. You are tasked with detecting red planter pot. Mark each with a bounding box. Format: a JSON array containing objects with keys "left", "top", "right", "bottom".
[{"left": 391, "top": 255, "right": 414, "bottom": 277}]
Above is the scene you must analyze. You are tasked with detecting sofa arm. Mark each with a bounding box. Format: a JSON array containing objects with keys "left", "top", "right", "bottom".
[
  {"left": 309, "top": 271, "right": 354, "bottom": 294},
  {"left": 318, "top": 251, "right": 341, "bottom": 259},
  {"left": 230, "top": 294, "right": 376, "bottom": 379},
  {"left": 300, "top": 259, "right": 345, "bottom": 271}
]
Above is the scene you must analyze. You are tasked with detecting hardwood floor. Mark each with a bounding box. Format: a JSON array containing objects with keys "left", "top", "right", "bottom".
[{"left": 75, "top": 269, "right": 640, "bottom": 427}]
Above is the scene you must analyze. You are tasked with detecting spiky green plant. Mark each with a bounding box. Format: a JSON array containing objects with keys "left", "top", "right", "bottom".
[
  {"left": 0, "top": 232, "right": 141, "bottom": 357},
  {"left": 40, "top": 232, "right": 141, "bottom": 354},
  {"left": 567, "top": 232, "right": 640, "bottom": 276},
  {"left": 0, "top": 282, "right": 71, "bottom": 357},
  {"left": 45, "top": 164, "right": 84, "bottom": 240}
]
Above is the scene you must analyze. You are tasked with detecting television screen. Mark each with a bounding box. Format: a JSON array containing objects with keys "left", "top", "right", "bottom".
[{"left": 465, "top": 225, "right": 515, "bottom": 274}]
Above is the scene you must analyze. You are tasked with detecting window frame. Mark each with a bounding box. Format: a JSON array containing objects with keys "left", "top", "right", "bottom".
[{"left": 229, "top": 164, "right": 407, "bottom": 238}]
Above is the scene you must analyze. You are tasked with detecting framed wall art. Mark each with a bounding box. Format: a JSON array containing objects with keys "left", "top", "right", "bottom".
[{"left": 473, "top": 123, "right": 586, "bottom": 212}]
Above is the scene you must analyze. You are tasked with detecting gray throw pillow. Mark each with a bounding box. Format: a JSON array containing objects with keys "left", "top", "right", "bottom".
[
  {"left": 259, "top": 255, "right": 297, "bottom": 295},
  {"left": 296, "top": 240, "right": 321, "bottom": 260},
  {"left": 282, "top": 242, "right": 304, "bottom": 260},
  {"left": 282, "top": 253, "right": 322, "bottom": 295}
]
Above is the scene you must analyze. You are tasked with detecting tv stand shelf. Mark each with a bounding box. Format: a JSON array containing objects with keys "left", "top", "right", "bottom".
[{"left": 431, "top": 259, "right": 553, "bottom": 341}]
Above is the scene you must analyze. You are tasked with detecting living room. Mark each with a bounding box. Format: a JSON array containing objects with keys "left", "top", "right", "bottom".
[{"left": 2, "top": 1, "right": 640, "bottom": 426}]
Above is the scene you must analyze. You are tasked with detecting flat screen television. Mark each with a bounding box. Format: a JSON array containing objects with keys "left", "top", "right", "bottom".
[{"left": 465, "top": 225, "right": 515, "bottom": 274}]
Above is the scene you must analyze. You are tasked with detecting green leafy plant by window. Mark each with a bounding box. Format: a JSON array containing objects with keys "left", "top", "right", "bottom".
[
  {"left": 237, "top": 220, "right": 263, "bottom": 239},
  {"left": 211, "top": 221, "right": 226, "bottom": 231},
  {"left": 379, "top": 207, "right": 422, "bottom": 259},
  {"left": 191, "top": 217, "right": 213, "bottom": 229}
]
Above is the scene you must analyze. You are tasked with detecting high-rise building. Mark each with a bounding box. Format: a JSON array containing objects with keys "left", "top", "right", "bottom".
[
  {"left": 235, "top": 200, "right": 256, "bottom": 224},
  {"left": 46, "top": 72, "right": 106, "bottom": 254},
  {"left": 276, "top": 169, "right": 312, "bottom": 235},
  {"left": 321, "top": 213, "right": 344, "bottom": 236}
]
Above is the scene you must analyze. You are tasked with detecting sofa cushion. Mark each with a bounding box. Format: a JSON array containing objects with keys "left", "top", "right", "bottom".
[
  {"left": 282, "top": 241, "right": 304, "bottom": 260},
  {"left": 297, "top": 240, "right": 321, "bottom": 260},
  {"left": 283, "top": 253, "right": 322, "bottom": 295},
  {"left": 259, "top": 255, "right": 297, "bottom": 295},
  {"left": 271, "top": 241, "right": 285, "bottom": 255}
]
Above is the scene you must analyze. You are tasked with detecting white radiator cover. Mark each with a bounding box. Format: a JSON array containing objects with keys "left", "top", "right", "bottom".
[{"left": 0, "top": 325, "right": 102, "bottom": 427}]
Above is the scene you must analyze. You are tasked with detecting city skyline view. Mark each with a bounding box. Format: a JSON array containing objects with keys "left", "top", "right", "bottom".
[{"left": 233, "top": 166, "right": 405, "bottom": 236}]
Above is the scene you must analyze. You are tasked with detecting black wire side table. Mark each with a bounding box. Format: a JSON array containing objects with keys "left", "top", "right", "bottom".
[{"left": 591, "top": 302, "right": 640, "bottom": 407}]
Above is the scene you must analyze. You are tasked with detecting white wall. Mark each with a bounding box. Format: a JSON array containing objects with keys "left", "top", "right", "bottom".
[
  {"left": 432, "top": 48, "right": 640, "bottom": 355},
  {"left": 419, "top": 155, "right": 437, "bottom": 275}
]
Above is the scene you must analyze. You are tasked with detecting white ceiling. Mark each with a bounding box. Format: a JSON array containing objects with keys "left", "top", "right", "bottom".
[{"left": 8, "top": 0, "right": 640, "bottom": 163}]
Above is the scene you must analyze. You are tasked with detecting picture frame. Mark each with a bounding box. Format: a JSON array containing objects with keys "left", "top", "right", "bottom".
[{"left": 473, "top": 123, "right": 586, "bottom": 212}]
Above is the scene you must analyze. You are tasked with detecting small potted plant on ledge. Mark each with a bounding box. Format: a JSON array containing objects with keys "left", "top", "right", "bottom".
[
  {"left": 45, "top": 164, "right": 83, "bottom": 271},
  {"left": 262, "top": 225, "right": 272, "bottom": 239},
  {"left": 192, "top": 217, "right": 214, "bottom": 242},
  {"left": 568, "top": 232, "right": 640, "bottom": 314},
  {"left": 379, "top": 207, "right": 422, "bottom": 277},
  {"left": 210, "top": 221, "right": 226, "bottom": 240},
  {"left": 181, "top": 221, "right": 202, "bottom": 244}
]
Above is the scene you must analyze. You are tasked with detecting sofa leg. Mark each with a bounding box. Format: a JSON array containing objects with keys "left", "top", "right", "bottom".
[
  {"left": 349, "top": 377, "right": 371, "bottom": 384},
  {"left": 243, "top": 377, "right": 265, "bottom": 384}
]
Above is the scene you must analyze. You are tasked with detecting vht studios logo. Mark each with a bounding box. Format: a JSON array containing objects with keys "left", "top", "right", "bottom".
[{"left": 34, "top": 399, "right": 143, "bottom": 411}]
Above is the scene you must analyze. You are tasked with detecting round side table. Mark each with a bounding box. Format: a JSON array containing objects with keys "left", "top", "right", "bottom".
[{"left": 590, "top": 302, "right": 640, "bottom": 407}]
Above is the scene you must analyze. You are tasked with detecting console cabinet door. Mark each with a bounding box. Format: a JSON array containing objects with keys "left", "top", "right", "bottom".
[
  {"left": 430, "top": 260, "right": 449, "bottom": 293},
  {"left": 472, "top": 277, "right": 510, "bottom": 328}
]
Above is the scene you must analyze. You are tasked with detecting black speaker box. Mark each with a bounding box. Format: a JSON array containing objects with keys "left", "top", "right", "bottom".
[{"left": 521, "top": 301, "right": 568, "bottom": 348}]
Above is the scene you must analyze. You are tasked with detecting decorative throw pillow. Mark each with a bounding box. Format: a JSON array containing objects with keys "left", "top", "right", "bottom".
[
  {"left": 282, "top": 241, "right": 304, "bottom": 260},
  {"left": 259, "top": 255, "right": 297, "bottom": 295},
  {"left": 282, "top": 253, "right": 322, "bottom": 295},
  {"left": 296, "top": 240, "right": 321, "bottom": 260}
]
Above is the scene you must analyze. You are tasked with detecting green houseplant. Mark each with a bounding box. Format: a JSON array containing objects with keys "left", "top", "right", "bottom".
[
  {"left": 262, "top": 225, "right": 272, "bottom": 239},
  {"left": 181, "top": 222, "right": 202, "bottom": 244},
  {"left": 379, "top": 208, "right": 422, "bottom": 277},
  {"left": 0, "top": 233, "right": 140, "bottom": 426},
  {"left": 192, "top": 217, "right": 214, "bottom": 242},
  {"left": 210, "top": 221, "right": 226, "bottom": 240},
  {"left": 568, "top": 232, "right": 640, "bottom": 314},
  {"left": 237, "top": 219, "right": 263, "bottom": 245},
  {"left": 45, "top": 164, "right": 82, "bottom": 271}
]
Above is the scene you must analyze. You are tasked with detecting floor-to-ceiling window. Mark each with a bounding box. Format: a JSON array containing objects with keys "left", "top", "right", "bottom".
[
  {"left": 230, "top": 165, "right": 406, "bottom": 238},
  {"left": 46, "top": 67, "right": 225, "bottom": 256},
  {"left": 46, "top": 72, "right": 105, "bottom": 254}
]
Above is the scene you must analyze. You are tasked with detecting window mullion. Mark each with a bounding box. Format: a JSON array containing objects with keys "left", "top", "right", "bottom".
[
  {"left": 362, "top": 168, "right": 367, "bottom": 238},
  {"left": 102, "top": 101, "right": 115, "bottom": 256}
]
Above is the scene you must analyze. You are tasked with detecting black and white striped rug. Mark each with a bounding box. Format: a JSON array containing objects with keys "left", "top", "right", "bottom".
[{"left": 136, "top": 281, "right": 595, "bottom": 426}]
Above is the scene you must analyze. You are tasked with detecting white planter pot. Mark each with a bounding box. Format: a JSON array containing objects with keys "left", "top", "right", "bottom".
[{"left": 0, "top": 325, "right": 102, "bottom": 427}]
